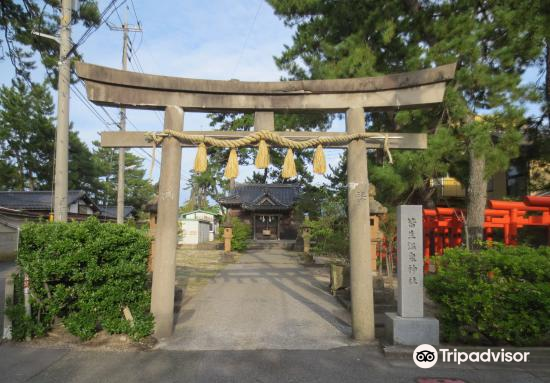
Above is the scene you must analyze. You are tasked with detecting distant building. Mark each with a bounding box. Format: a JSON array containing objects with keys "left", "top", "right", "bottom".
[
  {"left": 432, "top": 137, "right": 549, "bottom": 203},
  {"left": 0, "top": 190, "right": 100, "bottom": 260},
  {"left": 178, "top": 209, "right": 219, "bottom": 245},
  {"left": 0, "top": 190, "right": 99, "bottom": 221},
  {"left": 98, "top": 205, "right": 136, "bottom": 221},
  {"left": 219, "top": 183, "right": 300, "bottom": 241},
  {"left": 0, "top": 207, "right": 37, "bottom": 261},
  {"left": 432, "top": 157, "right": 549, "bottom": 204}
]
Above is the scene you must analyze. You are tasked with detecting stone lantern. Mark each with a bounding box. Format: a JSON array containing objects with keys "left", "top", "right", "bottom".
[
  {"left": 301, "top": 213, "right": 313, "bottom": 263},
  {"left": 223, "top": 222, "right": 233, "bottom": 254}
]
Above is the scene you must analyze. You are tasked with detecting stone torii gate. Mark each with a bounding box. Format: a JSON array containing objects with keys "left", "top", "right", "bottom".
[{"left": 75, "top": 62, "right": 456, "bottom": 340}]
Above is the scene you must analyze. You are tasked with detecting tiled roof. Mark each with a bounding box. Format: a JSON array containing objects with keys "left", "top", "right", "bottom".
[
  {"left": 219, "top": 183, "right": 300, "bottom": 211},
  {"left": 98, "top": 206, "right": 135, "bottom": 219},
  {"left": 0, "top": 190, "right": 94, "bottom": 211}
]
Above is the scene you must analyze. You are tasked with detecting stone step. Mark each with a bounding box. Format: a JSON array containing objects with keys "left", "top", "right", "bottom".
[
  {"left": 177, "top": 242, "right": 222, "bottom": 251},
  {"left": 374, "top": 291, "right": 395, "bottom": 304},
  {"left": 375, "top": 305, "right": 397, "bottom": 314},
  {"left": 247, "top": 241, "right": 296, "bottom": 251}
]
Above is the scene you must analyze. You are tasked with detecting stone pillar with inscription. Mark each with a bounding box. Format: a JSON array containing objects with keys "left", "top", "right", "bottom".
[{"left": 384, "top": 205, "right": 439, "bottom": 345}]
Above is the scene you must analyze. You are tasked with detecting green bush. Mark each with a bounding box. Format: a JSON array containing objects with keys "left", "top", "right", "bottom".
[
  {"left": 309, "top": 219, "right": 349, "bottom": 258},
  {"left": 231, "top": 217, "right": 251, "bottom": 252},
  {"left": 9, "top": 217, "right": 153, "bottom": 341},
  {"left": 425, "top": 243, "right": 550, "bottom": 346}
]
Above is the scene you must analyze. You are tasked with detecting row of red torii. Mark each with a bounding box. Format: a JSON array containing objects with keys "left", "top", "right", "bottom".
[{"left": 76, "top": 62, "right": 456, "bottom": 340}]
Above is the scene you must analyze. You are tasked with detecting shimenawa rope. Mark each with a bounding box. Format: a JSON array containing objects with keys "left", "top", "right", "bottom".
[{"left": 146, "top": 130, "right": 398, "bottom": 179}]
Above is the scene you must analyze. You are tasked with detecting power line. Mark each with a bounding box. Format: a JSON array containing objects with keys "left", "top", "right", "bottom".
[
  {"left": 129, "top": 0, "right": 140, "bottom": 24},
  {"left": 126, "top": 40, "right": 165, "bottom": 128},
  {"left": 66, "top": 0, "right": 127, "bottom": 58},
  {"left": 71, "top": 81, "right": 160, "bottom": 166},
  {"left": 119, "top": 3, "right": 163, "bottom": 128},
  {"left": 229, "top": 0, "right": 263, "bottom": 79},
  {"left": 72, "top": 84, "right": 112, "bottom": 127},
  {"left": 72, "top": 1, "right": 165, "bottom": 171}
]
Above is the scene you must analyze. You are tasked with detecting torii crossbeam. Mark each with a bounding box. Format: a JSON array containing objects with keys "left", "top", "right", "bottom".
[{"left": 76, "top": 62, "right": 456, "bottom": 341}]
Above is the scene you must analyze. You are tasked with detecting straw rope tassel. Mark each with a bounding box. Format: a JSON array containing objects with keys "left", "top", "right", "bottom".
[
  {"left": 194, "top": 143, "right": 208, "bottom": 173},
  {"left": 281, "top": 148, "right": 297, "bottom": 179},
  {"left": 224, "top": 148, "right": 239, "bottom": 179},
  {"left": 313, "top": 144, "right": 326, "bottom": 175},
  {"left": 255, "top": 139, "right": 270, "bottom": 169}
]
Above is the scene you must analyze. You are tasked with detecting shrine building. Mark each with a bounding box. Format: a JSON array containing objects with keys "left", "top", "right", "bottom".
[{"left": 219, "top": 183, "right": 300, "bottom": 241}]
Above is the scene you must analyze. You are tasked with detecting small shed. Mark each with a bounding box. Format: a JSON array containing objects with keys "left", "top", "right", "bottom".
[{"left": 178, "top": 210, "right": 219, "bottom": 245}]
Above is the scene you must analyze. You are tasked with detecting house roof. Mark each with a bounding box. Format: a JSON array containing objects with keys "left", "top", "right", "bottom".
[
  {"left": 0, "top": 217, "right": 19, "bottom": 230},
  {"left": 0, "top": 190, "right": 98, "bottom": 212},
  {"left": 219, "top": 183, "right": 300, "bottom": 212},
  {"left": 0, "top": 206, "right": 40, "bottom": 219},
  {"left": 181, "top": 209, "right": 220, "bottom": 217},
  {"left": 98, "top": 206, "right": 136, "bottom": 219}
]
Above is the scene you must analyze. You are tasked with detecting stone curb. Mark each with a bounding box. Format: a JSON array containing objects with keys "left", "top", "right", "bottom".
[{"left": 2, "top": 275, "right": 13, "bottom": 340}]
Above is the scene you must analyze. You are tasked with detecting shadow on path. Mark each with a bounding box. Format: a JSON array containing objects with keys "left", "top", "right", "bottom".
[{"left": 158, "top": 249, "right": 354, "bottom": 350}]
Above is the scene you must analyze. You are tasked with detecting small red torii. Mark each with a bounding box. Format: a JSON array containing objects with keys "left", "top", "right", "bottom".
[{"left": 422, "top": 196, "right": 550, "bottom": 271}]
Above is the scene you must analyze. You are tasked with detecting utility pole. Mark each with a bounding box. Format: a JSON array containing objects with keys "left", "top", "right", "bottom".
[
  {"left": 53, "top": 0, "right": 72, "bottom": 222},
  {"left": 108, "top": 9, "right": 142, "bottom": 224}
]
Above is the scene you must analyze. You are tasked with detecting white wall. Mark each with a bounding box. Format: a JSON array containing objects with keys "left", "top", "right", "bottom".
[
  {"left": 0, "top": 222, "right": 18, "bottom": 261},
  {"left": 179, "top": 219, "right": 211, "bottom": 245}
]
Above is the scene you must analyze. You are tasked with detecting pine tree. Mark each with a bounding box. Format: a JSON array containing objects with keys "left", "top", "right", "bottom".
[
  {"left": 0, "top": 79, "right": 99, "bottom": 192},
  {"left": 91, "top": 141, "right": 155, "bottom": 212},
  {"left": 0, "top": 0, "right": 100, "bottom": 83},
  {"left": 268, "top": 0, "right": 547, "bottom": 247}
]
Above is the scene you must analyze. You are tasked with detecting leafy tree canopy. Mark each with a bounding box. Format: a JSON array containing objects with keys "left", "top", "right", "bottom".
[
  {"left": 91, "top": 141, "right": 155, "bottom": 212},
  {"left": 268, "top": 0, "right": 548, "bottom": 236},
  {"left": 0, "top": 78, "right": 98, "bottom": 192},
  {"left": 0, "top": 79, "right": 154, "bottom": 213}
]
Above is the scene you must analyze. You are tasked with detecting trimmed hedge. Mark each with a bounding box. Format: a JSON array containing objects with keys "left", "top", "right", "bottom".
[
  {"left": 425, "top": 243, "right": 550, "bottom": 346},
  {"left": 8, "top": 217, "right": 153, "bottom": 341}
]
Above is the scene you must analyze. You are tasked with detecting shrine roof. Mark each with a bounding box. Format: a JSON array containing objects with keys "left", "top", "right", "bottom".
[{"left": 219, "top": 183, "right": 300, "bottom": 211}]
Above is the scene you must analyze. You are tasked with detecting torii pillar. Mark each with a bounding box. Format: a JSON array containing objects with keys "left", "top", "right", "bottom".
[
  {"left": 150, "top": 105, "right": 183, "bottom": 338},
  {"left": 346, "top": 107, "right": 375, "bottom": 341}
]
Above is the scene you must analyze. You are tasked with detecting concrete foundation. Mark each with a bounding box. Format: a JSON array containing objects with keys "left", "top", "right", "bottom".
[{"left": 384, "top": 312, "right": 439, "bottom": 346}]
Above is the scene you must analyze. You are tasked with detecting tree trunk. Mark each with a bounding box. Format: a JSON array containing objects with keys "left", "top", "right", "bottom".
[
  {"left": 15, "top": 151, "right": 25, "bottom": 189},
  {"left": 466, "top": 147, "right": 487, "bottom": 250},
  {"left": 545, "top": 39, "right": 549, "bottom": 125}
]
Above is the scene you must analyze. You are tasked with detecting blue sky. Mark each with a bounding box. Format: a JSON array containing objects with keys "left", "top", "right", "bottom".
[
  {"left": 0, "top": 1, "right": 544, "bottom": 203},
  {"left": 0, "top": 0, "right": 347, "bottom": 202}
]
